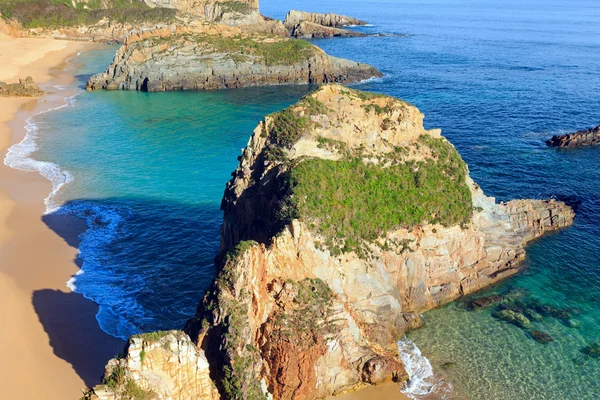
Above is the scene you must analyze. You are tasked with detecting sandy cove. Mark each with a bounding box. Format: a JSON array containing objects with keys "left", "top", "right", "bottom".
[{"left": 0, "top": 36, "right": 125, "bottom": 399}]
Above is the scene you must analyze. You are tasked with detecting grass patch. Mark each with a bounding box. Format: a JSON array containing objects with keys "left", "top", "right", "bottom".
[
  {"left": 133, "top": 330, "right": 172, "bottom": 342},
  {"left": 219, "top": 1, "right": 252, "bottom": 14},
  {"left": 189, "top": 34, "right": 316, "bottom": 66},
  {"left": 286, "top": 135, "right": 472, "bottom": 257},
  {"left": 0, "top": 0, "right": 176, "bottom": 29}
]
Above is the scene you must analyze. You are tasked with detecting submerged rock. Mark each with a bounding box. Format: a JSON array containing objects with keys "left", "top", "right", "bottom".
[
  {"left": 86, "top": 27, "right": 381, "bottom": 91},
  {"left": 582, "top": 342, "right": 600, "bottom": 359},
  {"left": 528, "top": 330, "right": 554, "bottom": 344},
  {"left": 468, "top": 294, "right": 503, "bottom": 310},
  {"left": 493, "top": 309, "right": 531, "bottom": 329},
  {"left": 546, "top": 125, "right": 600, "bottom": 148}
]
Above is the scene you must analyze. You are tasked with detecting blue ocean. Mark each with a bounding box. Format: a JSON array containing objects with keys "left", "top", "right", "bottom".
[{"left": 12, "top": 0, "right": 600, "bottom": 398}]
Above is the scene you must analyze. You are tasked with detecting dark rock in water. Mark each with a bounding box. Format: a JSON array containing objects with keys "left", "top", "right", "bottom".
[
  {"left": 546, "top": 125, "right": 600, "bottom": 148},
  {"left": 534, "top": 303, "right": 572, "bottom": 320},
  {"left": 469, "top": 294, "right": 503, "bottom": 310},
  {"left": 440, "top": 362, "right": 457, "bottom": 370},
  {"left": 0, "top": 76, "right": 44, "bottom": 97},
  {"left": 289, "top": 21, "right": 368, "bottom": 38},
  {"left": 581, "top": 342, "right": 600, "bottom": 359},
  {"left": 493, "top": 309, "right": 531, "bottom": 329},
  {"left": 523, "top": 308, "right": 544, "bottom": 322},
  {"left": 528, "top": 330, "right": 554, "bottom": 344}
]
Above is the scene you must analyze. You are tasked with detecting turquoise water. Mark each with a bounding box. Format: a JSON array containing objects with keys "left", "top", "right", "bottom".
[
  {"left": 25, "top": 47, "right": 315, "bottom": 338},
  {"left": 13, "top": 0, "right": 600, "bottom": 398}
]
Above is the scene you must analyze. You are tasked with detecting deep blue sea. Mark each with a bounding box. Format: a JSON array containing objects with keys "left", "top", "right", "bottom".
[{"left": 10, "top": 0, "right": 600, "bottom": 398}]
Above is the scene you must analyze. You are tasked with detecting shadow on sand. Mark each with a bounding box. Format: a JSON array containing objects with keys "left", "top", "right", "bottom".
[{"left": 34, "top": 197, "right": 223, "bottom": 387}]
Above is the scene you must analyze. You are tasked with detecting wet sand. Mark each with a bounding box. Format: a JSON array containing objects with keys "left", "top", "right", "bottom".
[{"left": 0, "top": 36, "right": 124, "bottom": 399}]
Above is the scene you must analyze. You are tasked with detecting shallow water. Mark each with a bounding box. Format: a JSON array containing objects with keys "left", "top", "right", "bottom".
[{"left": 13, "top": 0, "right": 600, "bottom": 398}]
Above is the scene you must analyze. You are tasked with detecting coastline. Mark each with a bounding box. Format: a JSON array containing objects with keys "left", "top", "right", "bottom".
[{"left": 0, "top": 37, "right": 124, "bottom": 399}]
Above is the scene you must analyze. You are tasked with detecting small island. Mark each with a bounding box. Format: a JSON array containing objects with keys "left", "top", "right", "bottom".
[{"left": 84, "top": 85, "right": 574, "bottom": 400}]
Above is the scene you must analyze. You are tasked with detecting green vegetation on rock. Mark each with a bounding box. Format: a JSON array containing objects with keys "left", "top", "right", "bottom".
[
  {"left": 194, "top": 34, "right": 317, "bottom": 66},
  {"left": 282, "top": 135, "right": 472, "bottom": 257},
  {"left": 218, "top": 1, "right": 251, "bottom": 14},
  {"left": 103, "top": 364, "right": 156, "bottom": 400},
  {"left": 0, "top": 0, "right": 176, "bottom": 28}
]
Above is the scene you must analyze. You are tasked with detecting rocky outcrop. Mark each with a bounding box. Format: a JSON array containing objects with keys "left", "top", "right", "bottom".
[
  {"left": 547, "top": 125, "right": 600, "bottom": 148},
  {"left": 284, "top": 10, "right": 368, "bottom": 38},
  {"left": 289, "top": 21, "right": 367, "bottom": 39},
  {"left": 181, "top": 84, "right": 574, "bottom": 399},
  {"left": 284, "top": 10, "right": 367, "bottom": 29},
  {"left": 85, "top": 28, "right": 381, "bottom": 91},
  {"left": 0, "top": 77, "right": 44, "bottom": 97},
  {"left": 84, "top": 331, "right": 219, "bottom": 400}
]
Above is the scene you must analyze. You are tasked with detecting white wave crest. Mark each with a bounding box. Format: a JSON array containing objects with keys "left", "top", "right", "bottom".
[{"left": 397, "top": 337, "right": 436, "bottom": 398}]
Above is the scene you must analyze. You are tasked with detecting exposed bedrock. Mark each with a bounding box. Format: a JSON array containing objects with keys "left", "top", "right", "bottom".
[
  {"left": 547, "top": 125, "right": 600, "bottom": 148},
  {"left": 85, "top": 27, "right": 382, "bottom": 91},
  {"left": 284, "top": 10, "right": 368, "bottom": 38},
  {"left": 182, "top": 84, "right": 574, "bottom": 399},
  {"left": 283, "top": 10, "right": 368, "bottom": 30}
]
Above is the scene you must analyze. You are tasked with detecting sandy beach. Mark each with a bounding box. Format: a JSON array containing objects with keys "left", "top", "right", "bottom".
[{"left": 0, "top": 36, "right": 124, "bottom": 399}]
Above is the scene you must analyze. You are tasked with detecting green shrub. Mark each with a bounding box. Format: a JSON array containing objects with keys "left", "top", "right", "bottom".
[{"left": 286, "top": 136, "right": 473, "bottom": 256}]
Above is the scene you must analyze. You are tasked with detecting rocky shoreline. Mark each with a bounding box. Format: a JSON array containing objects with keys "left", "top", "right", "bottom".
[
  {"left": 284, "top": 10, "right": 369, "bottom": 38},
  {"left": 85, "top": 26, "right": 382, "bottom": 92}
]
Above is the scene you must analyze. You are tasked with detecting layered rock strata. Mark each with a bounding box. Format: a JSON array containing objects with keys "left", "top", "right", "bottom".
[
  {"left": 84, "top": 331, "right": 219, "bottom": 400},
  {"left": 547, "top": 125, "right": 600, "bottom": 148},
  {"left": 86, "top": 28, "right": 381, "bottom": 91},
  {"left": 0, "top": 77, "right": 44, "bottom": 97},
  {"left": 181, "top": 84, "right": 574, "bottom": 399},
  {"left": 283, "top": 10, "right": 367, "bottom": 29},
  {"left": 284, "top": 10, "right": 368, "bottom": 38}
]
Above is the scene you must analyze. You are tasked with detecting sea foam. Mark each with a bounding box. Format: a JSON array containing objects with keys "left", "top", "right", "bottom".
[{"left": 397, "top": 337, "right": 437, "bottom": 398}]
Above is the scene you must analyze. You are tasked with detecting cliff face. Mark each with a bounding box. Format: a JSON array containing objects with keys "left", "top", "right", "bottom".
[
  {"left": 85, "top": 27, "right": 381, "bottom": 91},
  {"left": 182, "top": 84, "right": 574, "bottom": 399},
  {"left": 143, "top": 0, "right": 260, "bottom": 25}
]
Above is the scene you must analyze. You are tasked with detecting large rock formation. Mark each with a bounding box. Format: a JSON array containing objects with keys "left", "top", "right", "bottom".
[
  {"left": 284, "top": 10, "right": 368, "bottom": 38},
  {"left": 85, "top": 27, "right": 381, "bottom": 91},
  {"left": 180, "top": 84, "right": 574, "bottom": 399},
  {"left": 0, "top": 77, "right": 44, "bottom": 97},
  {"left": 84, "top": 331, "right": 220, "bottom": 400},
  {"left": 547, "top": 125, "right": 600, "bottom": 148},
  {"left": 84, "top": 85, "right": 574, "bottom": 399}
]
